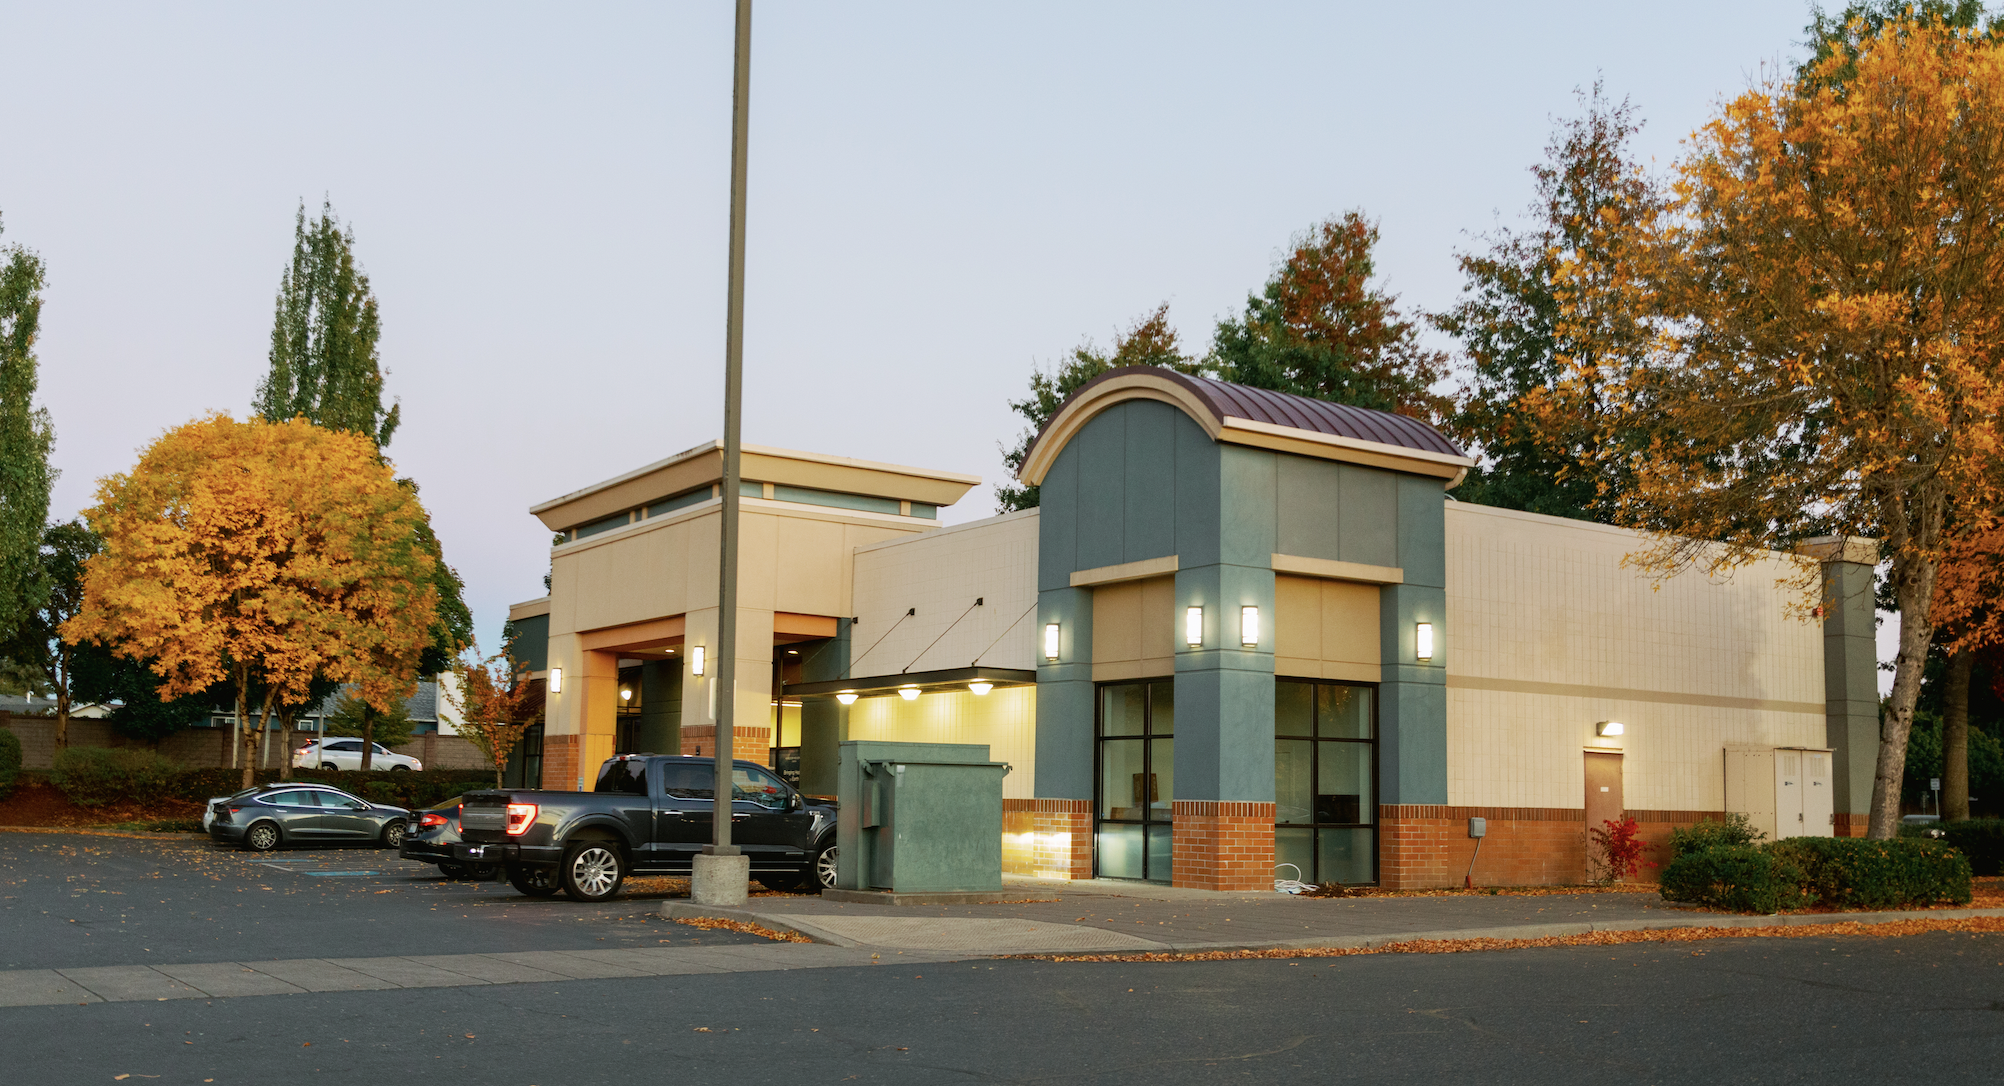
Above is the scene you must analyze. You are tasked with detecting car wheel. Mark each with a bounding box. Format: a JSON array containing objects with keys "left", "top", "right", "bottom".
[
  {"left": 559, "top": 842, "right": 626, "bottom": 902},
  {"left": 244, "top": 821, "right": 282, "bottom": 852},
  {"left": 506, "top": 864, "right": 561, "bottom": 898},
  {"left": 319, "top": 762, "right": 339, "bottom": 772},
  {"left": 438, "top": 861, "right": 470, "bottom": 878},
  {"left": 391, "top": 765, "right": 410, "bottom": 772},
  {"left": 470, "top": 863, "right": 499, "bottom": 880},
  {"left": 381, "top": 822, "right": 407, "bottom": 849},
  {"left": 815, "top": 842, "right": 838, "bottom": 890}
]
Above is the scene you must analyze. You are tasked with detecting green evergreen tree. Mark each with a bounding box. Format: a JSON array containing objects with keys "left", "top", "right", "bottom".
[
  {"left": 1432, "top": 84, "right": 1653, "bottom": 523},
  {"left": 254, "top": 200, "right": 400, "bottom": 447},
  {"left": 1, "top": 520, "right": 100, "bottom": 749},
  {"left": 0, "top": 213, "right": 55, "bottom": 642},
  {"left": 996, "top": 304, "right": 1200, "bottom": 512}
]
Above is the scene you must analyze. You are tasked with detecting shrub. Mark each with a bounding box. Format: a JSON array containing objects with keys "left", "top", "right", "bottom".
[
  {"left": 50, "top": 747, "right": 183, "bottom": 807},
  {"left": 361, "top": 780, "right": 400, "bottom": 804},
  {"left": 1667, "top": 813, "right": 1763, "bottom": 860},
  {"left": 1589, "top": 816, "right": 1647, "bottom": 883},
  {"left": 167, "top": 767, "right": 495, "bottom": 808},
  {"left": 0, "top": 728, "right": 21, "bottom": 800},
  {"left": 1659, "top": 845, "right": 1812, "bottom": 913},
  {"left": 1900, "top": 819, "right": 2004, "bottom": 877},
  {"left": 1772, "top": 836, "right": 1973, "bottom": 909}
]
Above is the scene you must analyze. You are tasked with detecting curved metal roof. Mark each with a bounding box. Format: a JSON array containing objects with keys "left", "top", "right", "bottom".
[{"left": 1045, "top": 366, "right": 1467, "bottom": 458}]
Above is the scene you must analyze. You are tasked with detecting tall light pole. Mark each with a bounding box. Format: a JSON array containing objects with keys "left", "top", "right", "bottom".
[{"left": 694, "top": 0, "right": 754, "bottom": 906}]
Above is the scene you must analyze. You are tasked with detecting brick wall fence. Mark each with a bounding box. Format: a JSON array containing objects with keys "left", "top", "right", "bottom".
[{"left": 0, "top": 713, "right": 488, "bottom": 773}]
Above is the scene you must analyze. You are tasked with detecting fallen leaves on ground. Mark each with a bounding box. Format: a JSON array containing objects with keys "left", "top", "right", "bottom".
[
  {"left": 1019, "top": 914, "right": 2004, "bottom": 962},
  {"left": 672, "top": 916, "right": 812, "bottom": 943}
]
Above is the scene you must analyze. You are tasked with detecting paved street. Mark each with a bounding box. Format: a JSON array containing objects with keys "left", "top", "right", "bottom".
[{"left": 4, "top": 830, "right": 2002, "bottom": 1084}]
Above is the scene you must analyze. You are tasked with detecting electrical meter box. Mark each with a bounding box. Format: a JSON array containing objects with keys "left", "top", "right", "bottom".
[
  {"left": 836, "top": 741, "right": 1009, "bottom": 894},
  {"left": 1724, "top": 745, "right": 1835, "bottom": 841}
]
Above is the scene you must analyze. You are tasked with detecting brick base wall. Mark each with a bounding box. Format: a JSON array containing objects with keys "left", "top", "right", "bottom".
[
  {"left": 677, "top": 725, "right": 771, "bottom": 761},
  {"left": 542, "top": 734, "right": 581, "bottom": 796},
  {"left": 1003, "top": 798, "right": 1093, "bottom": 879},
  {"left": 1171, "top": 801, "right": 1276, "bottom": 892},
  {"left": 1381, "top": 805, "right": 1736, "bottom": 888},
  {"left": 1833, "top": 811, "right": 1869, "bottom": 837}
]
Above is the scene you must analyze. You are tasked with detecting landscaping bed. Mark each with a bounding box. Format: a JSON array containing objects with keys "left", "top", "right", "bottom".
[{"left": 0, "top": 775, "right": 205, "bottom": 829}]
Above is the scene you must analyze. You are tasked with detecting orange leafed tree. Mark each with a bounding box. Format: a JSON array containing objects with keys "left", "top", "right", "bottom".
[
  {"left": 450, "top": 642, "right": 544, "bottom": 788},
  {"left": 1536, "top": 17, "right": 2004, "bottom": 837},
  {"left": 63, "top": 415, "right": 440, "bottom": 787}
]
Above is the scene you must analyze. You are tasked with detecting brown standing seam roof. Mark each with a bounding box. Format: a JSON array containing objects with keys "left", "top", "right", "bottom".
[{"left": 1040, "top": 366, "right": 1467, "bottom": 459}]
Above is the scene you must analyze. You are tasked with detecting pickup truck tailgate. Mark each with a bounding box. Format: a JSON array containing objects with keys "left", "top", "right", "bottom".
[{"left": 459, "top": 795, "right": 510, "bottom": 840}]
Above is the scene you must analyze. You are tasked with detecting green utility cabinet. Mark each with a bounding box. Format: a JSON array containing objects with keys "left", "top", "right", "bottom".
[{"left": 836, "top": 741, "right": 1008, "bottom": 893}]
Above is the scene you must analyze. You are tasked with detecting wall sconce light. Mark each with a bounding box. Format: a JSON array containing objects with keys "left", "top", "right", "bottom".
[
  {"left": 1043, "top": 622, "right": 1060, "bottom": 661},
  {"left": 1185, "top": 606, "right": 1203, "bottom": 648},
  {"left": 836, "top": 692, "right": 858, "bottom": 706},
  {"left": 968, "top": 681, "right": 993, "bottom": 696},
  {"left": 1596, "top": 720, "right": 1625, "bottom": 737},
  {"left": 547, "top": 667, "right": 563, "bottom": 694},
  {"left": 1416, "top": 622, "right": 1435, "bottom": 662},
  {"left": 690, "top": 646, "right": 706, "bottom": 676},
  {"left": 898, "top": 686, "right": 920, "bottom": 701},
  {"left": 1240, "top": 606, "right": 1259, "bottom": 648},
  {"left": 619, "top": 688, "right": 632, "bottom": 702}
]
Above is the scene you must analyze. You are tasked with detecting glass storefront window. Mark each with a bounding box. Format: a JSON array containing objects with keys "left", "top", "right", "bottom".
[
  {"left": 1095, "top": 680, "right": 1174, "bottom": 882},
  {"left": 1274, "top": 679, "right": 1377, "bottom": 884}
]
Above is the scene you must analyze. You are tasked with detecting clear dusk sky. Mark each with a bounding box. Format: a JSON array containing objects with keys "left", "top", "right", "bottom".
[{"left": 5, "top": 1, "right": 1853, "bottom": 660}]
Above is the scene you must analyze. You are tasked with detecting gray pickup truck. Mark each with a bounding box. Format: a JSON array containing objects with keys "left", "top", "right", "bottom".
[{"left": 456, "top": 754, "right": 837, "bottom": 901}]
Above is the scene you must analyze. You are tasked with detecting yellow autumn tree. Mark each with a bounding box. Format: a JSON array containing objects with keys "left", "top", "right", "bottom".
[
  {"left": 1537, "top": 17, "right": 2004, "bottom": 838},
  {"left": 64, "top": 415, "right": 440, "bottom": 787}
]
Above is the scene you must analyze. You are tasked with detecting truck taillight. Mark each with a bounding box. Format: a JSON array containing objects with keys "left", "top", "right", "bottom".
[{"left": 505, "top": 803, "right": 538, "bottom": 836}]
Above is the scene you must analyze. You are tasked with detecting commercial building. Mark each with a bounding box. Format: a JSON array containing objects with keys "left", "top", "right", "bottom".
[{"left": 509, "top": 367, "right": 1878, "bottom": 890}]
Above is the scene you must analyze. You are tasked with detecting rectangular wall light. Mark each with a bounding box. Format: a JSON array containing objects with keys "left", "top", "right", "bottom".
[
  {"left": 547, "top": 667, "right": 563, "bottom": 694},
  {"left": 690, "top": 645, "right": 706, "bottom": 676},
  {"left": 1240, "top": 605, "right": 1259, "bottom": 648},
  {"left": 1596, "top": 720, "right": 1625, "bottom": 737},
  {"left": 1416, "top": 622, "right": 1435, "bottom": 662},
  {"left": 1185, "top": 606, "right": 1203, "bottom": 648},
  {"left": 1043, "top": 622, "right": 1061, "bottom": 661}
]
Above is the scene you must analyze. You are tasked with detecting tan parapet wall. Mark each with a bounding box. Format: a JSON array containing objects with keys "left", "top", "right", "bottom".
[
  {"left": 1443, "top": 502, "right": 1827, "bottom": 813},
  {"left": 849, "top": 509, "right": 1041, "bottom": 676}
]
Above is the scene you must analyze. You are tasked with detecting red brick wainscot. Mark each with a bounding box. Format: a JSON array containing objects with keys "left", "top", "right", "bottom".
[
  {"left": 542, "top": 733, "right": 582, "bottom": 796},
  {"left": 1002, "top": 799, "right": 1093, "bottom": 879},
  {"left": 1833, "top": 812, "right": 1869, "bottom": 838},
  {"left": 1380, "top": 805, "right": 1733, "bottom": 888},
  {"left": 1171, "top": 801, "right": 1277, "bottom": 892}
]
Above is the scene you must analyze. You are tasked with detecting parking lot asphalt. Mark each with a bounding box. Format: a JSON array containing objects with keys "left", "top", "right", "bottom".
[{"left": 0, "top": 831, "right": 781, "bottom": 971}]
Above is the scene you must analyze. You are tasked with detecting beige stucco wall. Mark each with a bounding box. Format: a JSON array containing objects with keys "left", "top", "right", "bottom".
[
  {"left": 848, "top": 509, "right": 1040, "bottom": 677},
  {"left": 1443, "top": 502, "right": 1827, "bottom": 813},
  {"left": 844, "top": 685, "right": 1036, "bottom": 799}
]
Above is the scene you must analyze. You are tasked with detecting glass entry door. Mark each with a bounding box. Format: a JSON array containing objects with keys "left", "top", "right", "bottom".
[
  {"left": 1096, "top": 680, "right": 1174, "bottom": 881},
  {"left": 1274, "top": 680, "right": 1377, "bottom": 885}
]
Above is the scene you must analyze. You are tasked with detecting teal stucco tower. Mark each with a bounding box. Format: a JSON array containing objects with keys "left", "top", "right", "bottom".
[{"left": 1017, "top": 368, "right": 1473, "bottom": 890}]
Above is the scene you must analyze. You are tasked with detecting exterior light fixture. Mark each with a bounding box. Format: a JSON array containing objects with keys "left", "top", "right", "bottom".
[
  {"left": 1596, "top": 720, "right": 1625, "bottom": 737},
  {"left": 968, "top": 681, "right": 993, "bottom": 696},
  {"left": 1043, "top": 622, "right": 1060, "bottom": 662},
  {"left": 836, "top": 692, "right": 858, "bottom": 706},
  {"left": 620, "top": 688, "right": 632, "bottom": 702},
  {"left": 1416, "top": 622, "right": 1435, "bottom": 662},
  {"left": 1185, "top": 606, "right": 1203, "bottom": 648},
  {"left": 1240, "top": 606, "right": 1259, "bottom": 648},
  {"left": 898, "top": 686, "right": 920, "bottom": 701},
  {"left": 547, "top": 667, "right": 563, "bottom": 694},
  {"left": 690, "top": 646, "right": 706, "bottom": 676}
]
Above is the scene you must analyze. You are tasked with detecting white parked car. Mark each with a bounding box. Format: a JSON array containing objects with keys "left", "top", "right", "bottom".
[{"left": 294, "top": 737, "right": 423, "bottom": 772}]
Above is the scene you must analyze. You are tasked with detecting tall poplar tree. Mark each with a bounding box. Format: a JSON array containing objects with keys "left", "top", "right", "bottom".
[
  {"left": 255, "top": 201, "right": 399, "bottom": 447},
  {"left": 0, "top": 214, "right": 55, "bottom": 643}
]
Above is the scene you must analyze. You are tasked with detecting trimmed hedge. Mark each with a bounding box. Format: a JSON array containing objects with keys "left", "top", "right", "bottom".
[
  {"left": 1772, "top": 837, "right": 1973, "bottom": 909},
  {"left": 0, "top": 728, "right": 20, "bottom": 800},
  {"left": 1666, "top": 813, "right": 1763, "bottom": 860},
  {"left": 1659, "top": 845, "right": 1811, "bottom": 914},
  {"left": 171, "top": 767, "right": 497, "bottom": 810},
  {"left": 1900, "top": 819, "right": 2004, "bottom": 877},
  {"left": 51, "top": 747, "right": 184, "bottom": 807},
  {"left": 1661, "top": 836, "right": 1973, "bottom": 913}
]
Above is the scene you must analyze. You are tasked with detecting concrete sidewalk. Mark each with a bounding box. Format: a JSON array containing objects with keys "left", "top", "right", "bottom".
[{"left": 662, "top": 876, "right": 2004, "bottom": 956}]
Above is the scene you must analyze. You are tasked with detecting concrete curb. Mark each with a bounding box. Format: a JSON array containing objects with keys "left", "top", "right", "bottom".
[{"left": 664, "top": 901, "right": 2004, "bottom": 957}]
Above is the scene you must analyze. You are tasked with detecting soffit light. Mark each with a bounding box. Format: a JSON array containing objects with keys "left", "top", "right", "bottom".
[
  {"left": 1416, "top": 622, "right": 1435, "bottom": 662},
  {"left": 1240, "top": 606, "right": 1260, "bottom": 648},
  {"left": 548, "top": 667, "right": 564, "bottom": 693},
  {"left": 968, "top": 681, "right": 993, "bottom": 696},
  {"left": 1043, "top": 623, "right": 1060, "bottom": 662},
  {"left": 898, "top": 686, "right": 920, "bottom": 701},
  {"left": 1185, "top": 606, "right": 1203, "bottom": 648},
  {"left": 619, "top": 688, "right": 632, "bottom": 702},
  {"left": 690, "top": 646, "right": 706, "bottom": 676},
  {"left": 836, "top": 692, "right": 859, "bottom": 705},
  {"left": 1596, "top": 720, "right": 1625, "bottom": 737}
]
